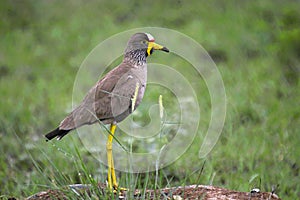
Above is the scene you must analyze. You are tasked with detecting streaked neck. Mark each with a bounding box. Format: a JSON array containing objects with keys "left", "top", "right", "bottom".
[{"left": 124, "top": 49, "right": 147, "bottom": 66}]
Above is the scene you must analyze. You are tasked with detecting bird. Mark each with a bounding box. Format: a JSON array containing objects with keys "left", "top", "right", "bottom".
[{"left": 45, "top": 32, "right": 169, "bottom": 190}]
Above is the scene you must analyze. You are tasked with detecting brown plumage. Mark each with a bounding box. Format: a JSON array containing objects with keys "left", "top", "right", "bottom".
[{"left": 45, "top": 33, "right": 169, "bottom": 141}]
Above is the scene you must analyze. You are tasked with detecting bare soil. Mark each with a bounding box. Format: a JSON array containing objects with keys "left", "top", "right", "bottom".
[{"left": 25, "top": 183, "right": 281, "bottom": 200}]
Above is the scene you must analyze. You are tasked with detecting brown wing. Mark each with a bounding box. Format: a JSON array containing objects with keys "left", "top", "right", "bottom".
[
  {"left": 96, "top": 70, "right": 146, "bottom": 123},
  {"left": 59, "top": 63, "right": 134, "bottom": 130}
]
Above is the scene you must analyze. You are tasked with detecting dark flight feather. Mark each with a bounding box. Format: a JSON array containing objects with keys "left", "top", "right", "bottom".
[{"left": 45, "top": 128, "right": 70, "bottom": 141}]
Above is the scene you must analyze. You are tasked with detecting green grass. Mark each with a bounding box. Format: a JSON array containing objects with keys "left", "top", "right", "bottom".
[{"left": 0, "top": 0, "right": 299, "bottom": 199}]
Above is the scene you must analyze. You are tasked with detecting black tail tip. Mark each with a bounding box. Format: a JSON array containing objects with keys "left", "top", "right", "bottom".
[{"left": 45, "top": 128, "right": 70, "bottom": 141}]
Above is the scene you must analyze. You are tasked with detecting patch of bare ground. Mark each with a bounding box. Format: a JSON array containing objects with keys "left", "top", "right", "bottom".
[{"left": 25, "top": 183, "right": 281, "bottom": 200}]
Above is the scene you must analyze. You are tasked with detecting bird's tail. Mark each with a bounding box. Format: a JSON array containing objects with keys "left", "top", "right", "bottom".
[{"left": 45, "top": 128, "right": 70, "bottom": 141}]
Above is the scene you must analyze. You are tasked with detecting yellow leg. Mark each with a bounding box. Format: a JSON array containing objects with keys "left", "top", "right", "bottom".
[{"left": 106, "top": 123, "right": 118, "bottom": 190}]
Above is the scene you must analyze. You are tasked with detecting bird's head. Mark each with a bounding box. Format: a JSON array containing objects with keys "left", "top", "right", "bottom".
[{"left": 125, "top": 33, "right": 169, "bottom": 57}]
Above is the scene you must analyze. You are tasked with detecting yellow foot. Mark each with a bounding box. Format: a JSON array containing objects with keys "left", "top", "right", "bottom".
[
  {"left": 112, "top": 186, "right": 128, "bottom": 197},
  {"left": 106, "top": 181, "right": 128, "bottom": 192},
  {"left": 113, "top": 185, "right": 128, "bottom": 193}
]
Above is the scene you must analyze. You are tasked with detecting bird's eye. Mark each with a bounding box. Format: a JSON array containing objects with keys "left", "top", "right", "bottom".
[{"left": 141, "top": 40, "right": 148, "bottom": 45}]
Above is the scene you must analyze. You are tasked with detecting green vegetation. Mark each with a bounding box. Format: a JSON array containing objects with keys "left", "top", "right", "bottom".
[{"left": 0, "top": 0, "right": 299, "bottom": 199}]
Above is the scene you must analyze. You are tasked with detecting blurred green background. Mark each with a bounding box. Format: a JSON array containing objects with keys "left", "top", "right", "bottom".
[{"left": 0, "top": 0, "right": 299, "bottom": 199}]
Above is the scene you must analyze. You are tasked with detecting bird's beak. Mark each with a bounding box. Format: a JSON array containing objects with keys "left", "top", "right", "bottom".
[{"left": 147, "top": 42, "right": 169, "bottom": 56}]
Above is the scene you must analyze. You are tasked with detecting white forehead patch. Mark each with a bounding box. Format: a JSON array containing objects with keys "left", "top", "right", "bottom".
[{"left": 145, "top": 33, "right": 155, "bottom": 42}]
